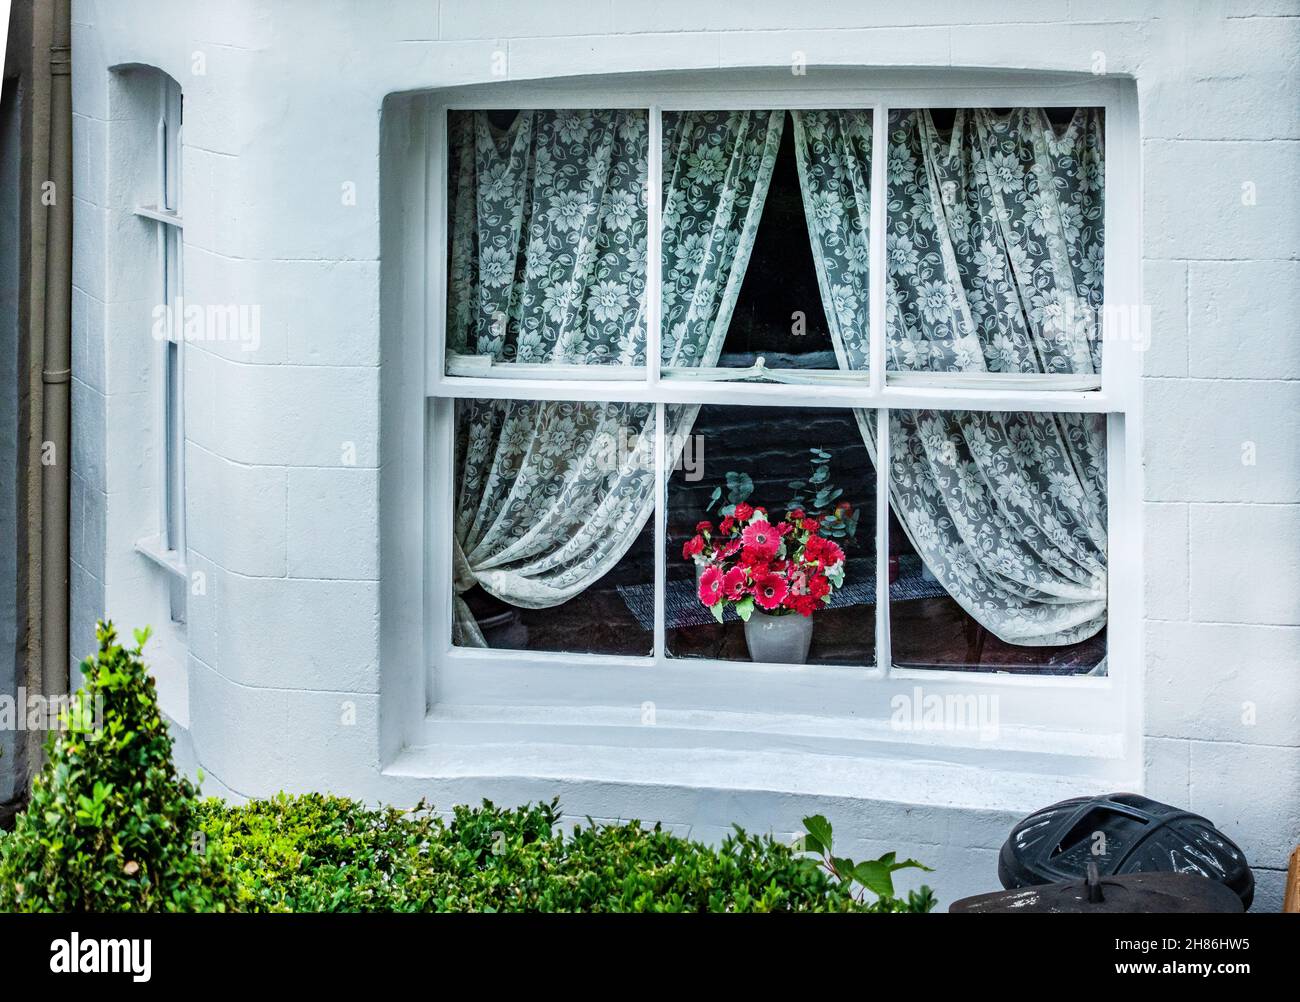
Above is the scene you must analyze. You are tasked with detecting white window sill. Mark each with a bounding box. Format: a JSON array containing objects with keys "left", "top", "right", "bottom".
[
  {"left": 388, "top": 704, "right": 1137, "bottom": 816},
  {"left": 134, "top": 534, "right": 188, "bottom": 582}
]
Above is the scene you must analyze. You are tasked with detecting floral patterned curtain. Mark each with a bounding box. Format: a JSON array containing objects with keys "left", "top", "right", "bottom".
[
  {"left": 661, "top": 111, "right": 785, "bottom": 367},
  {"left": 449, "top": 110, "right": 781, "bottom": 644},
  {"left": 446, "top": 109, "right": 649, "bottom": 366},
  {"left": 793, "top": 107, "right": 1109, "bottom": 646},
  {"left": 789, "top": 110, "right": 874, "bottom": 370},
  {"left": 886, "top": 108, "right": 1105, "bottom": 375},
  {"left": 453, "top": 399, "right": 656, "bottom": 645}
]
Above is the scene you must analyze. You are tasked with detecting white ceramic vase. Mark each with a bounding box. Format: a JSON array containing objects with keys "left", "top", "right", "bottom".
[{"left": 744, "top": 609, "right": 814, "bottom": 665}]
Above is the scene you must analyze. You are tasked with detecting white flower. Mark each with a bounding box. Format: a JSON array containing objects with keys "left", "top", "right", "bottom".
[
  {"left": 845, "top": 234, "right": 871, "bottom": 275},
  {"left": 981, "top": 151, "right": 1023, "bottom": 195},
  {"left": 539, "top": 417, "right": 580, "bottom": 457},
  {"left": 1025, "top": 191, "right": 1058, "bottom": 237},
  {"left": 886, "top": 233, "right": 919, "bottom": 276},
  {"left": 1047, "top": 470, "right": 1085, "bottom": 510},
  {"left": 514, "top": 328, "right": 546, "bottom": 362},
  {"left": 1058, "top": 202, "right": 1083, "bottom": 244},
  {"left": 547, "top": 190, "right": 590, "bottom": 232},
  {"left": 686, "top": 144, "right": 727, "bottom": 187},
  {"left": 589, "top": 280, "right": 630, "bottom": 323},
  {"left": 917, "top": 280, "right": 955, "bottom": 324},
  {"left": 830, "top": 284, "right": 859, "bottom": 327},
  {"left": 554, "top": 112, "right": 591, "bottom": 146},
  {"left": 617, "top": 113, "right": 647, "bottom": 147},
  {"left": 524, "top": 237, "right": 553, "bottom": 280},
  {"left": 887, "top": 143, "right": 914, "bottom": 186},
  {"left": 972, "top": 239, "right": 1005, "bottom": 281},
  {"left": 808, "top": 189, "right": 844, "bottom": 226},
  {"left": 1030, "top": 288, "right": 1067, "bottom": 335},
  {"left": 673, "top": 233, "right": 710, "bottom": 275},
  {"left": 480, "top": 162, "right": 516, "bottom": 203},
  {"left": 543, "top": 281, "right": 580, "bottom": 324},
  {"left": 603, "top": 189, "right": 640, "bottom": 232},
  {"left": 1078, "top": 243, "right": 1104, "bottom": 289},
  {"left": 988, "top": 333, "right": 1022, "bottom": 373},
  {"left": 479, "top": 246, "right": 514, "bottom": 288}
]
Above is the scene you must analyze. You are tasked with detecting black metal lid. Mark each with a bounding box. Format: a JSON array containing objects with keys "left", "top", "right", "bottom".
[
  {"left": 953, "top": 867, "right": 1244, "bottom": 913},
  {"left": 998, "top": 793, "right": 1254, "bottom": 909}
]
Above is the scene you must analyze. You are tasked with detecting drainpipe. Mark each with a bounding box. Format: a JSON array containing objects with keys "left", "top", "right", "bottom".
[{"left": 40, "top": 0, "right": 71, "bottom": 700}]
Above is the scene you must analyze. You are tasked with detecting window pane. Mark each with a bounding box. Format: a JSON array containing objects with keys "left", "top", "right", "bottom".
[
  {"left": 666, "top": 404, "right": 876, "bottom": 666},
  {"left": 887, "top": 409, "right": 1107, "bottom": 675},
  {"left": 445, "top": 109, "right": 648, "bottom": 373},
  {"left": 885, "top": 108, "right": 1104, "bottom": 379},
  {"left": 452, "top": 397, "right": 654, "bottom": 656},
  {"left": 661, "top": 110, "right": 872, "bottom": 380},
  {"left": 164, "top": 340, "right": 182, "bottom": 550}
]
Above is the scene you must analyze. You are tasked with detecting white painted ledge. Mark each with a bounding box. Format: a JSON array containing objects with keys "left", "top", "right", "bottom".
[
  {"left": 134, "top": 534, "right": 187, "bottom": 581},
  {"left": 388, "top": 705, "right": 1136, "bottom": 817}
]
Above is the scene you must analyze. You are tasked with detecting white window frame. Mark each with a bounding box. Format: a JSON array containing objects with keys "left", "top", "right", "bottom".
[
  {"left": 132, "top": 73, "right": 188, "bottom": 622},
  {"left": 416, "top": 72, "right": 1142, "bottom": 776}
]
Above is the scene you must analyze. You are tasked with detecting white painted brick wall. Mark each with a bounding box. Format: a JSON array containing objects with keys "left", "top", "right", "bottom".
[{"left": 67, "top": 0, "right": 1300, "bottom": 909}]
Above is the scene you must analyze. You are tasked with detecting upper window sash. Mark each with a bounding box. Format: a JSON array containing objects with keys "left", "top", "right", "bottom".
[{"left": 428, "top": 91, "right": 1129, "bottom": 412}]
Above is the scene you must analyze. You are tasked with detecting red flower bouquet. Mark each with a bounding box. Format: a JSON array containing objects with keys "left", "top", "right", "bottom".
[{"left": 683, "top": 505, "right": 847, "bottom": 624}]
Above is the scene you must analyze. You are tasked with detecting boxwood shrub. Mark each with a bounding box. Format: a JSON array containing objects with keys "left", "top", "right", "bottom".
[
  {"left": 197, "top": 794, "right": 933, "bottom": 913},
  {"left": 0, "top": 622, "right": 230, "bottom": 912}
]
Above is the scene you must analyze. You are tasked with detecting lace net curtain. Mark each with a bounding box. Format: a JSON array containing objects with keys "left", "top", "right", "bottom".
[
  {"left": 793, "top": 107, "right": 1107, "bottom": 645},
  {"left": 447, "top": 106, "right": 1108, "bottom": 649},
  {"left": 449, "top": 109, "right": 782, "bottom": 644}
]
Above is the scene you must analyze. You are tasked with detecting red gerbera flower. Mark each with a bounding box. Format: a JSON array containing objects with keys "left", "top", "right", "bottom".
[
  {"left": 698, "top": 565, "right": 724, "bottom": 607},
  {"left": 752, "top": 572, "right": 789, "bottom": 611},
  {"left": 802, "top": 535, "right": 842, "bottom": 567},
  {"left": 741, "top": 519, "right": 780, "bottom": 560},
  {"left": 786, "top": 592, "right": 818, "bottom": 616},
  {"left": 722, "top": 566, "right": 748, "bottom": 601},
  {"left": 720, "top": 539, "right": 742, "bottom": 559}
]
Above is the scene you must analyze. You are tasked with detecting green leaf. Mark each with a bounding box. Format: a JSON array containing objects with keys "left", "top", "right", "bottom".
[
  {"left": 853, "top": 860, "right": 895, "bottom": 898},
  {"left": 801, "top": 815, "right": 833, "bottom": 855},
  {"left": 710, "top": 602, "right": 724, "bottom": 624},
  {"left": 725, "top": 471, "right": 754, "bottom": 502},
  {"left": 735, "top": 597, "right": 754, "bottom": 622},
  {"left": 830, "top": 856, "right": 857, "bottom": 881}
]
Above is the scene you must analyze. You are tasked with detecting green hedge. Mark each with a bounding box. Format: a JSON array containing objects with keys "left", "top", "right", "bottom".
[
  {"left": 0, "top": 621, "right": 935, "bottom": 913},
  {"left": 197, "top": 794, "right": 933, "bottom": 913}
]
